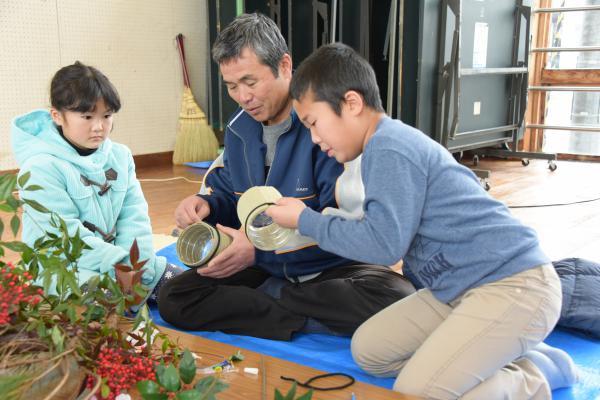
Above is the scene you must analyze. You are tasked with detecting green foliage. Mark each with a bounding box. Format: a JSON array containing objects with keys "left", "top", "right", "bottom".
[
  {"left": 0, "top": 172, "right": 184, "bottom": 396},
  {"left": 179, "top": 350, "right": 197, "bottom": 384},
  {"left": 274, "top": 383, "right": 313, "bottom": 400},
  {"left": 0, "top": 374, "right": 31, "bottom": 399},
  {"left": 192, "top": 376, "right": 230, "bottom": 400},
  {"left": 229, "top": 350, "right": 245, "bottom": 362},
  {"left": 2, "top": 171, "right": 306, "bottom": 399},
  {"left": 137, "top": 359, "right": 230, "bottom": 400}
]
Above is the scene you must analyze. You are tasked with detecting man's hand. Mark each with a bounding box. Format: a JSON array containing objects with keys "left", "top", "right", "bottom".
[
  {"left": 197, "top": 224, "right": 256, "bottom": 279},
  {"left": 265, "top": 197, "right": 306, "bottom": 229},
  {"left": 174, "top": 194, "right": 211, "bottom": 229}
]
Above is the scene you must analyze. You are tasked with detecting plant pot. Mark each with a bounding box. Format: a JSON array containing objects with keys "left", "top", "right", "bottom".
[{"left": 1, "top": 351, "right": 85, "bottom": 400}]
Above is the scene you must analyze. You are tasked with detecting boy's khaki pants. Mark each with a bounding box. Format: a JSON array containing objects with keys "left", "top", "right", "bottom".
[{"left": 351, "top": 264, "right": 561, "bottom": 399}]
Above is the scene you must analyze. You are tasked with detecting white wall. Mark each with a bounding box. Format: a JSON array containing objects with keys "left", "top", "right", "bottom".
[{"left": 0, "top": 0, "right": 210, "bottom": 170}]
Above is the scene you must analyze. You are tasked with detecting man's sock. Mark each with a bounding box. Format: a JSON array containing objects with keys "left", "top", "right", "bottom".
[{"left": 522, "top": 342, "right": 578, "bottom": 390}]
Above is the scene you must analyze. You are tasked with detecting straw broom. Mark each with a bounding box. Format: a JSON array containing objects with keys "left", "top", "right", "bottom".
[{"left": 172, "top": 33, "right": 219, "bottom": 165}]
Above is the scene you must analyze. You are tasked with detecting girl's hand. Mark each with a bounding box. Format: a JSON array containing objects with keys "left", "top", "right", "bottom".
[{"left": 265, "top": 197, "right": 307, "bottom": 229}]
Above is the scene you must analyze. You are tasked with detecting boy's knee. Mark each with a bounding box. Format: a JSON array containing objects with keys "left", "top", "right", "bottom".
[
  {"left": 351, "top": 323, "right": 388, "bottom": 375},
  {"left": 392, "top": 373, "right": 426, "bottom": 397}
]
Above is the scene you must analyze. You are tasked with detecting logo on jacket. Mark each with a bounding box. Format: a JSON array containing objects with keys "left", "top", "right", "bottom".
[{"left": 295, "top": 178, "right": 308, "bottom": 192}]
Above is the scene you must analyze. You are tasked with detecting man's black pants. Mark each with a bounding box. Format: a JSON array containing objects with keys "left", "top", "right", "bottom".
[{"left": 157, "top": 263, "right": 415, "bottom": 340}]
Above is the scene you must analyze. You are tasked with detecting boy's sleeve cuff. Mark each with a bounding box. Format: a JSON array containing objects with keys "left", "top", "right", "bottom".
[{"left": 298, "top": 207, "right": 321, "bottom": 238}]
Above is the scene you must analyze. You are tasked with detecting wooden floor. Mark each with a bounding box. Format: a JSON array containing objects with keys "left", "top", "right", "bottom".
[{"left": 139, "top": 157, "right": 600, "bottom": 262}]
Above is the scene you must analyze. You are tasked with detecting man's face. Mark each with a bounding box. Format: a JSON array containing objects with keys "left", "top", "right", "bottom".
[{"left": 220, "top": 47, "right": 292, "bottom": 125}]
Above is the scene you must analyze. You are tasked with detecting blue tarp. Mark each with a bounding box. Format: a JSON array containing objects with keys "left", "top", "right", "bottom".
[{"left": 156, "top": 243, "right": 600, "bottom": 399}]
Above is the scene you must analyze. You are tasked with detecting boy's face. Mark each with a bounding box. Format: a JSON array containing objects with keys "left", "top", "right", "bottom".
[
  {"left": 220, "top": 47, "right": 293, "bottom": 126},
  {"left": 51, "top": 99, "right": 113, "bottom": 150},
  {"left": 294, "top": 91, "right": 363, "bottom": 163}
]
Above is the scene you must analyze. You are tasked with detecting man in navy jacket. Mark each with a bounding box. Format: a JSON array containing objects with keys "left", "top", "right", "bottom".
[{"left": 158, "top": 13, "right": 414, "bottom": 340}]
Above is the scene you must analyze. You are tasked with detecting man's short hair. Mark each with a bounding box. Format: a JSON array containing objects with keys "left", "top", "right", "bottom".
[
  {"left": 212, "top": 13, "right": 289, "bottom": 77},
  {"left": 290, "top": 43, "right": 384, "bottom": 115}
]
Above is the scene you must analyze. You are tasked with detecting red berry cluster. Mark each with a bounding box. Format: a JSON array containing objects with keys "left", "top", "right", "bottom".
[
  {"left": 85, "top": 346, "right": 156, "bottom": 400},
  {"left": 0, "top": 262, "right": 42, "bottom": 325}
]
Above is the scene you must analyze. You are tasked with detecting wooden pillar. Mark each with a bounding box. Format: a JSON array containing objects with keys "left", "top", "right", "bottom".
[{"left": 524, "top": 0, "right": 551, "bottom": 152}]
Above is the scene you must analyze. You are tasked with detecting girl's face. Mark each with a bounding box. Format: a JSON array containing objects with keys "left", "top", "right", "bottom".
[{"left": 50, "top": 99, "right": 114, "bottom": 150}]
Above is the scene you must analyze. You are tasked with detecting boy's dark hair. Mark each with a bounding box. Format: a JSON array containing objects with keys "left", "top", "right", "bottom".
[
  {"left": 50, "top": 61, "right": 121, "bottom": 113},
  {"left": 211, "top": 13, "right": 289, "bottom": 77},
  {"left": 290, "top": 43, "right": 384, "bottom": 115}
]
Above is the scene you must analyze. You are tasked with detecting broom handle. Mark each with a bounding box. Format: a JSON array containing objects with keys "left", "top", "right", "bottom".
[{"left": 176, "top": 33, "right": 191, "bottom": 88}]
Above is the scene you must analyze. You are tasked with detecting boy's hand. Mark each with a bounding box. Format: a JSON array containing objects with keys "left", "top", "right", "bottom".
[{"left": 265, "top": 197, "right": 307, "bottom": 229}]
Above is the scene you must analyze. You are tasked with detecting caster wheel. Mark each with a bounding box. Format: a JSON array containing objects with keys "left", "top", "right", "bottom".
[
  {"left": 549, "top": 160, "right": 557, "bottom": 171},
  {"left": 521, "top": 159, "right": 530, "bottom": 166},
  {"left": 473, "top": 155, "right": 479, "bottom": 166},
  {"left": 453, "top": 151, "right": 464, "bottom": 162},
  {"left": 484, "top": 181, "right": 491, "bottom": 191}
]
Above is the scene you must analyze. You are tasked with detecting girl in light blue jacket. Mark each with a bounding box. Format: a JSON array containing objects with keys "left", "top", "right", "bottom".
[{"left": 11, "top": 61, "right": 181, "bottom": 301}]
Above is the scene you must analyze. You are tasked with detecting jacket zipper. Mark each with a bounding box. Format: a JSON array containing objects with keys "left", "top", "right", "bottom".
[{"left": 227, "top": 123, "right": 254, "bottom": 186}]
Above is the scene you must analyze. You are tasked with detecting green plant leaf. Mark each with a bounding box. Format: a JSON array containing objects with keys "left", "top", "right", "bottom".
[
  {"left": 139, "top": 303, "right": 150, "bottom": 321},
  {"left": 36, "top": 322, "right": 47, "bottom": 338},
  {"left": 0, "top": 203, "right": 14, "bottom": 212},
  {"left": 158, "top": 363, "right": 181, "bottom": 392},
  {"left": 20, "top": 247, "right": 34, "bottom": 264},
  {"left": 10, "top": 214, "right": 20, "bottom": 237},
  {"left": 0, "top": 174, "right": 17, "bottom": 201},
  {"left": 287, "top": 382, "right": 298, "bottom": 400},
  {"left": 23, "top": 198, "right": 49, "bottom": 213},
  {"left": 1, "top": 241, "right": 29, "bottom": 252},
  {"left": 17, "top": 171, "right": 30, "bottom": 188},
  {"left": 24, "top": 184, "right": 43, "bottom": 191},
  {"left": 176, "top": 389, "right": 202, "bottom": 400},
  {"left": 155, "top": 361, "right": 166, "bottom": 378},
  {"left": 141, "top": 394, "right": 169, "bottom": 400},
  {"left": 274, "top": 389, "right": 285, "bottom": 400},
  {"left": 0, "top": 218, "right": 4, "bottom": 239},
  {"left": 296, "top": 389, "right": 313, "bottom": 400},
  {"left": 0, "top": 373, "right": 31, "bottom": 399},
  {"left": 137, "top": 380, "right": 161, "bottom": 395},
  {"left": 83, "top": 304, "right": 106, "bottom": 321},
  {"left": 66, "top": 304, "right": 77, "bottom": 323},
  {"left": 6, "top": 196, "right": 19, "bottom": 210},
  {"left": 229, "top": 350, "right": 244, "bottom": 362},
  {"left": 179, "top": 349, "right": 196, "bottom": 384},
  {"left": 51, "top": 325, "right": 64, "bottom": 353},
  {"left": 194, "top": 376, "right": 229, "bottom": 399},
  {"left": 101, "top": 382, "right": 110, "bottom": 399}
]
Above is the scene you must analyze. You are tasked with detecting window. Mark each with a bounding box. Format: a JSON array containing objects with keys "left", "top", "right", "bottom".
[{"left": 526, "top": 0, "right": 600, "bottom": 158}]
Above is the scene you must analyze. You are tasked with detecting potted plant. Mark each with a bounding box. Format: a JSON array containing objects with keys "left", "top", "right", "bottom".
[{"left": 0, "top": 172, "right": 227, "bottom": 400}]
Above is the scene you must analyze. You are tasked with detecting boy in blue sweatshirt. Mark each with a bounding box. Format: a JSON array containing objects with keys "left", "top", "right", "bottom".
[{"left": 266, "top": 43, "right": 576, "bottom": 399}]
